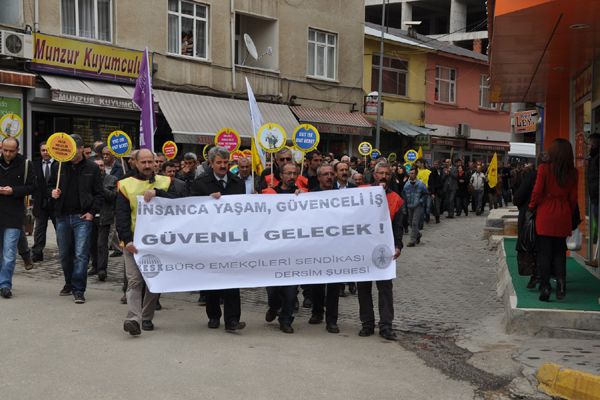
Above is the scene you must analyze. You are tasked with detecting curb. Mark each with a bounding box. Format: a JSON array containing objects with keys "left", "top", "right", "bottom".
[{"left": 537, "top": 363, "right": 600, "bottom": 400}]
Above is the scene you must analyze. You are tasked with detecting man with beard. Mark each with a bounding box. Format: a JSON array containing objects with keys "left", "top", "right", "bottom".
[
  {"left": 117, "top": 149, "right": 179, "bottom": 335},
  {"left": 308, "top": 164, "right": 343, "bottom": 333},
  {"left": 262, "top": 163, "right": 304, "bottom": 333},
  {"left": 302, "top": 150, "right": 322, "bottom": 191},
  {"left": 190, "top": 146, "right": 247, "bottom": 333},
  {"left": 357, "top": 161, "right": 403, "bottom": 340}
]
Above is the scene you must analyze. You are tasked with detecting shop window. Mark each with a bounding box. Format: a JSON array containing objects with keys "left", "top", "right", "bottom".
[
  {"left": 168, "top": 0, "right": 209, "bottom": 60},
  {"left": 61, "top": 0, "right": 112, "bottom": 42},
  {"left": 307, "top": 28, "right": 337, "bottom": 80},
  {"left": 0, "top": 0, "right": 23, "bottom": 26},
  {"left": 435, "top": 66, "right": 456, "bottom": 104},
  {"left": 234, "top": 13, "right": 277, "bottom": 71},
  {"left": 371, "top": 55, "right": 408, "bottom": 97}
]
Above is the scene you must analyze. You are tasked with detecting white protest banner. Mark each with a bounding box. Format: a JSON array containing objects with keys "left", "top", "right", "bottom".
[{"left": 133, "top": 186, "right": 396, "bottom": 293}]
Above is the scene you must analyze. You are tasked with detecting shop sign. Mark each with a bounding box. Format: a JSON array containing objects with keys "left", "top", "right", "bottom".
[
  {"left": 51, "top": 90, "right": 137, "bottom": 110},
  {"left": 514, "top": 110, "right": 538, "bottom": 133},
  {"left": 0, "top": 97, "right": 21, "bottom": 117},
  {"left": 414, "top": 134, "right": 431, "bottom": 150},
  {"left": 431, "top": 137, "right": 466, "bottom": 148},
  {"left": 311, "top": 122, "right": 371, "bottom": 137},
  {"left": 363, "top": 96, "right": 382, "bottom": 116},
  {"left": 31, "top": 33, "right": 146, "bottom": 83}
]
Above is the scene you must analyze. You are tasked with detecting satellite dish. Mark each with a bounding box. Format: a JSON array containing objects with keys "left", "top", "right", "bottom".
[{"left": 243, "top": 33, "right": 258, "bottom": 61}]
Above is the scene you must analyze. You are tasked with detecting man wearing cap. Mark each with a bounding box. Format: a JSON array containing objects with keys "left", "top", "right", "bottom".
[{"left": 50, "top": 134, "right": 103, "bottom": 304}]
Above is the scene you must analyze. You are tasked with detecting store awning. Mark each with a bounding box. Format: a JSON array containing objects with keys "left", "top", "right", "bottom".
[
  {"left": 0, "top": 69, "right": 36, "bottom": 88},
  {"left": 290, "top": 106, "right": 372, "bottom": 136},
  {"left": 467, "top": 139, "right": 510, "bottom": 152},
  {"left": 380, "top": 119, "right": 434, "bottom": 137},
  {"left": 41, "top": 74, "right": 136, "bottom": 110},
  {"left": 154, "top": 90, "right": 299, "bottom": 144}
]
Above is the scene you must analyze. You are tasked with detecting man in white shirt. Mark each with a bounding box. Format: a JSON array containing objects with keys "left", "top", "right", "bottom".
[{"left": 469, "top": 164, "right": 487, "bottom": 215}]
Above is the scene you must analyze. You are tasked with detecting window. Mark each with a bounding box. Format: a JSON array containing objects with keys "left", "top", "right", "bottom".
[
  {"left": 61, "top": 0, "right": 112, "bottom": 42},
  {"left": 307, "top": 29, "right": 337, "bottom": 80},
  {"left": 168, "top": 0, "right": 209, "bottom": 59},
  {"left": 0, "top": 0, "right": 24, "bottom": 26},
  {"left": 435, "top": 66, "right": 456, "bottom": 104},
  {"left": 371, "top": 55, "right": 408, "bottom": 96},
  {"left": 234, "top": 13, "right": 278, "bottom": 71},
  {"left": 479, "top": 74, "right": 496, "bottom": 109}
]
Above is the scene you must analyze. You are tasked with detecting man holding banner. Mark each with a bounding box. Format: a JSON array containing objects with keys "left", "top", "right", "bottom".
[
  {"left": 357, "top": 161, "right": 403, "bottom": 340},
  {"left": 190, "top": 146, "right": 247, "bottom": 332},
  {"left": 117, "top": 149, "right": 179, "bottom": 336}
]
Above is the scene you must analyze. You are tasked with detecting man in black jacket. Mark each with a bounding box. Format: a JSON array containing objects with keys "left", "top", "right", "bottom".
[
  {"left": 190, "top": 146, "right": 247, "bottom": 333},
  {"left": 0, "top": 137, "right": 35, "bottom": 298},
  {"left": 50, "top": 134, "right": 103, "bottom": 304},
  {"left": 31, "top": 141, "right": 56, "bottom": 262}
]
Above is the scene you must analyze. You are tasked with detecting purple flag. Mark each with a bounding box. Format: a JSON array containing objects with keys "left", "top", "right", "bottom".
[{"left": 132, "top": 48, "right": 155, "bottom": 150}]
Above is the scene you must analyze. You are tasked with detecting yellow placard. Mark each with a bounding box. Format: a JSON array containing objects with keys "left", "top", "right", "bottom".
[
  {"left": 388, "top": 152, "right": 397, "bottom": 162},
  {"left": 107, "top": 130, "right": 132, "bottom": 158},
  {"left": 292, "top": 124, "right": 320, "bottom": 153},
  {"left": 162, "top": 141, "right": 178, "bottom": 160},
  {"left": 47, "top": 132, "right": 77, "bottom": 162},
  {"left": 358, "top": 142, "right": 372, "bottom": 156},
  {"left": 257, "top": 123, "right": 287, "bottom": 153},
  {"left": 404, "top": 149, "right": 418, "bottom": 164},
  {"left": 32, "top": 33, "right": 146, "bottom": 81},
  {"left": 0, "top": 113, "right": 23, "bottom": 138},
  {"left": 214, "top": 128, "right": 241, "bottom": 153},
  {"left": 202, "top": 144, "right": 211, "bottom": 160}
]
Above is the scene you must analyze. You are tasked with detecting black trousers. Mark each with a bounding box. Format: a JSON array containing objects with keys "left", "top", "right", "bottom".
[
  {"left": 267, "top": 285, "right": 297, "bottom": 325},
  {"left": 311, "top": 283, "right": 341, "bottom": 324},
  {"left": 205, "top": 289, "right": 241, "bottom": 325},
  {"left": 90, "top": 220, "right": 111, "bottom": 273},
  {"left": 455, "top": 194, "right": 469, "bottom": 216},
  {"left": 18, "top": 229, "right": 30, "bottom": 258},
  {"left": 32, "top": 209, "right": 56, "bottom": 259},
  {"left": 445, "top": 190, "right": 457, "bottom": 217},
  {"left": 357, "top": 280, "right": 394, "bottom": 329},
  {"left": 536, "top": 235, "right": 567, "bottom": 289}
]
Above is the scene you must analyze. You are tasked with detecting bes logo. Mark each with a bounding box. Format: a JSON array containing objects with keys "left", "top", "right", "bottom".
[
  {"left": 138, "top": 254, "right": 163, "bottom": 278},
  {"left": 371, "top": 245, "right": 393, "bottom": 269}
]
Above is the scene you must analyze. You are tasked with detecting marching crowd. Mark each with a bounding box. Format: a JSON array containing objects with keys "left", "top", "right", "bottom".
[{"left": 0, "top": 134, "right": 528, "bottom": 339}]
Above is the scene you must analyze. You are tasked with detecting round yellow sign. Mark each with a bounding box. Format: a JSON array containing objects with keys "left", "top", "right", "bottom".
[
  {"left": 0, "top": 113, "right": 23, "bottom": 138},
  {"left": 47, "top": 132, "right": 77, "bottom": 162},
  {"left": 257, "top": 123, "right": 287, "bottom": 153}
]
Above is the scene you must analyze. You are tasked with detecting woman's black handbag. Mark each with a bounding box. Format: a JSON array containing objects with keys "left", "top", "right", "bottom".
[{"left": 516, "top": 210, "right": 536, "bottom": 254}]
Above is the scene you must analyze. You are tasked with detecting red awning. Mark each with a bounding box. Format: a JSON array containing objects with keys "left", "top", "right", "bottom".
[
  {"left": 467, "top": 139, "right": 510, "bottom": 152},
  {"left": 0, "top": 69, "right": 36, "bottom": 88},
  {"left": 290, "top": 106, "right": 372, "bottom": 136}
]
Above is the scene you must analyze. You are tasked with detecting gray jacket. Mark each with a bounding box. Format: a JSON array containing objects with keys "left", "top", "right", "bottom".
[{"left": 97, "top": 173, "right": 118, "bottom": 225}]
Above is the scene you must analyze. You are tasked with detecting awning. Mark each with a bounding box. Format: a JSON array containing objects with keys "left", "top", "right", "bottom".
[
  {"left": 41, "top": 74, "right": 136, "bottom": 110},
  {"left": 154, "top": 90, "right": 299, "bottom": 144},
  {"left": 380, "top": 119, "right": 434, "bottom": 137},
  {"left": 290, "top": 106, "right": 372, "bottom": 136},
  {"left": 467, "top": 139, "right": 510, "bottom": 152},
  {"left": 0, "top": 69, "right": 36, "bottom": 88},
  {"left": 509, "top": 142, "right": 536, "bottom": 158}
]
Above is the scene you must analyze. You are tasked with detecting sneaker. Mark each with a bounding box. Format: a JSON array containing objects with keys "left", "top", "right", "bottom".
[
  {"left": 1, "top": 287, "right": 12, "bottom": 299},
  {"left": 123, "top": 320, "right": 141, "bottom": 336},
  {"left": 59, "top": 284, "right": 72, "bottom": 296},
  {"left": 73, "top": 292, "right": 86, "bottom": 304},
  {"left": 142, "top": 320, "right": 154, "bottom": 331}
]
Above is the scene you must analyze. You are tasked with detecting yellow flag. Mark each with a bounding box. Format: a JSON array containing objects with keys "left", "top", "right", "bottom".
[
  {"left": 251, "top": 138, "right": 264, "bottom": 175},
  {"left": 488, "top": 152, "right": 498, "bottom": 188},
  {"left": 417, "top": 146, "right": 423, "bottom": 160}
]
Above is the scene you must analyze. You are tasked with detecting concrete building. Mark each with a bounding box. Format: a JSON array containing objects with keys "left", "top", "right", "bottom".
[
  {"left": 365, "top": 0, "right": 488, "bottom": 53},
  {"left": 0, "top": 0, "right": 370, "bottom": 158}
]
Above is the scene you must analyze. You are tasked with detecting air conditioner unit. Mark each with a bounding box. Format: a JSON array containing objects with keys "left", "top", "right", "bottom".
[
  {"left": 456, "top": 123, "right": 471, "bottom": 138},
  {"left": 0, "top": 30, "right": 34, "bottom": 59}
]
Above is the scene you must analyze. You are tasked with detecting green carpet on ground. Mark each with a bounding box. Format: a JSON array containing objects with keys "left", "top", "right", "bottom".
[{"left": 504, "top": 238, "right": 600, "bottom": 311}]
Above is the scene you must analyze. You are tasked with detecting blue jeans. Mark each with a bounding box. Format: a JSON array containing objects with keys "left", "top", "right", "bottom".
[
  {"left": 0, "top": 228, "right": 21, "bottom": 289},
  {"left": 56, "top": 215, "right": 93, "bottom": 293},
  {"left": 473, "top": 190, "right": 484, "bottom": 213}
]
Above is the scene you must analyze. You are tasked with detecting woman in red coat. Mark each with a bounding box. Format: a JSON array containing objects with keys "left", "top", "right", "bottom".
[{"left": 529, "top": 139, "right": 578, "bottom": 301}]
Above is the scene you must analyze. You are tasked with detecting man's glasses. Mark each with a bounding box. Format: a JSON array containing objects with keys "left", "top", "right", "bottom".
[{"left": 278, "top": 157, "right": 292, "bottom": 162}]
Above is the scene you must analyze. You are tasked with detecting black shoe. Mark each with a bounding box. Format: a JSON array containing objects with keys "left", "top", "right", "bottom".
[
  {"left": 59, "top": 284, "right": 72, "bottom": 296},
  {"left": 225, "top": 321, "right": 246, "bottom": 332},
  {"left": 416, "top": 234, "right": 422, "bottom": 244},
  {"left": 539, "top": 286, "right": 551, "bottom": 302},
  {"left": 380, "top": 328, "right": 397, "bottom": 341},
  {"left": 208, "top": 319, "right": 220, "bottom": 329},
  {"left": 155, "top": 300, "right": 162, "bottom": 311},
  {"left": 556, "top": 279, "right": 566, "bottom": 300},
  {"left": 280, "top": 323, "right": 294, "bottom": 334},
  {"left": 265, "top": 308, "right": 278, "bottom": 322},
  {"left": 97, "top": 270, "right": 107, "bottom": 281},
  {"left": 1, "top": 287, "right": 12, "bottom": 299},
  {"left": 326, "top": 323, "right": 340, "bottom": 334},
  {"left": 23, "top": 255, "right": 34, "bottom": 271},
  {"left": 120, "top": 294, "right": 127, "bottom": 304},
  {"left": 348, "top": 283, "right": 357, "bottom": 295},
  {"left": 109, "top": 250, "right": 123, "bottom": 258},
  {"left": 123, "top": 320, "right": 141, "bottom": 336},
  {"left": 142, "top": 320, "right": 154, "bottom": 331},
  {"left": 308, "top": 314, "right": 323, "bottom": 324},
  {"left": 32, "top": 254, "right": 43, "bottom": 263},
  {"left": 88, "top": 268, "right": 98, "bottom": 276},
  {"left": 407, "top": 242, "right": 415, "bottom": 247},
  {"left": 358, "top": 326, "right": 374, "bottom": 337},
  {"left": 73, "top": 292, "right": 85, "bottom": 304},
  {"left": 435, "top": 217, "right": 440, "bottom": 224},
  {"left": 302, "top": 297, "right": 312, "bottom": 308},
  {"left": 526, "top": 276, "right": 540, "bottom": 289}
]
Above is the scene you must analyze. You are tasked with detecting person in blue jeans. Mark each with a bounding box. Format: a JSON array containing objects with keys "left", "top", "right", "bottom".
[
  {"left": 49, "top": 134, "right": 103, "bottom": 304},
  {"left": 0, "top": 137, "right": 35, "bottom": 298}
]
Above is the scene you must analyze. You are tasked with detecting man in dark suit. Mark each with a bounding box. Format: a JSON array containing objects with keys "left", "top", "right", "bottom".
[
  {"left": 190, "top": 146, "right": 247, "bottom": 333},
  {"left": 334, "top": 161, "right": 356, "bottom": 190},
  {"left": 31, "top": 141, "right": 56, "bottom": 262}
]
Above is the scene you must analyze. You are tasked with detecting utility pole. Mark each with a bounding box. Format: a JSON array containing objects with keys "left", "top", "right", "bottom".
[{"left": 375, "top": 0, "right": 387, "bottom": 149}]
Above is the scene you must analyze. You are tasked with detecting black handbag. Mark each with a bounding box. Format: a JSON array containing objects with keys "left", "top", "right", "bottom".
[{"left": 516, "top": 210, "right": 536, "bottom": 254}]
